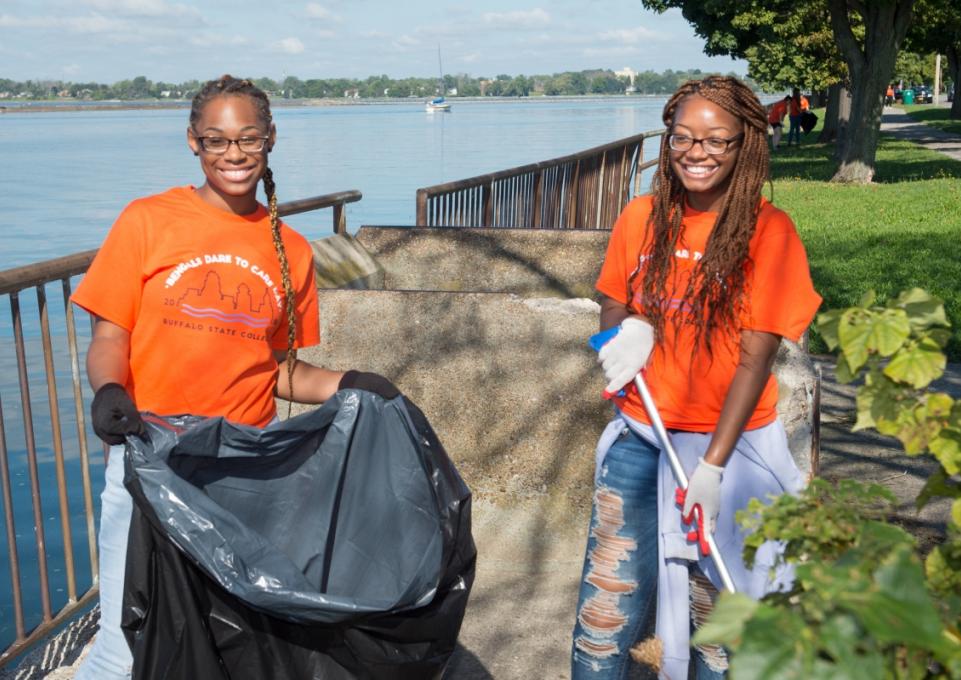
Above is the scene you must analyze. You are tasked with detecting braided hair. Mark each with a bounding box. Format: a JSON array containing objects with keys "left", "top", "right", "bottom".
[
  {"left": 627, "top": 75, "right": 770, "bottom": 356},
  {"left": 190, "top": 75, "right": 299, "bottom": 405}
]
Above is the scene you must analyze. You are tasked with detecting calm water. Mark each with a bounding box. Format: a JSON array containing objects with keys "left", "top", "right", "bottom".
[
  {"left": 0, "top": 97, "right": 670, "bottom": 652},
  {"left": 1, "top": 97, "right": 670, "bottom": 268}
]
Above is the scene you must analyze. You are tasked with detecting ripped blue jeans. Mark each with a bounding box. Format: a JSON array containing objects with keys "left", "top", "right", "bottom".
[
  {"left": 572, "top": 427, "right": 659, "bottom": 679},
  {"left": 571, "top": 427, "right": 724, "bottom": 679}
]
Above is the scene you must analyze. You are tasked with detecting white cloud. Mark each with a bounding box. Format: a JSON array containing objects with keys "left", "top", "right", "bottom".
[
  {"left": 275, "top": 37, "right": 305, "bottom": 54},
  {"left": 0, "top": 12, "right": 130, "bottom": 33},
  {"left": 482, "top": 8, "right": 550, "bottom": 29},
  {"left": 188, "top": 33, "right": 250, "bottom": 48},
  {"left": 598, "top": 26, "right": 659, "bottom": 44},
  {"left": 79, "top": 0, "right": 200, "bottom": 19},
  {"left": 392, "top": 34, "right": 420, "bottom": 48},
  {"left": 360, "top": 29, "right": 389, "bottom": 39},
  {"left": 305, "top": 3, "right": 339, "bottom": 21},
  {"left": 63, "top": 63, "right": 81, "bottom": 75}
]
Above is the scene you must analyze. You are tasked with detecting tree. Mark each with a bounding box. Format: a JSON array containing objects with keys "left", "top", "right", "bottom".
[
  {"left": 905, "top": 0, "right": 961, "bottom": 118},
  {"left": 827, "top": 0, "right": 915, "bottom": 182},
  {"left": 642, "top": 0, "right": 916, "bottom": 183}
]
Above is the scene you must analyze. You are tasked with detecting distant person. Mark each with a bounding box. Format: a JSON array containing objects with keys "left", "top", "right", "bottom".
[
  {"left": 786, "top": 87, "right": 809, "bottom": 146},
  {"left": 70, "top": 75, "right": 398, "bottom": 679},
  {"left": 886, "top": 84, "right": 895, "bottom": 106},
  {"left": 571, "top": 75, "right": 820, "bottom": 679},
  {"left": 767, "top": 95, "right": 790, "bottom": 150}
]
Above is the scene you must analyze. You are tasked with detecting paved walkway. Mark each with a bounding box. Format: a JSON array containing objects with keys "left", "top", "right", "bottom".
[{"left": 881, "top": 105, "right": 961, "bottom": 162}]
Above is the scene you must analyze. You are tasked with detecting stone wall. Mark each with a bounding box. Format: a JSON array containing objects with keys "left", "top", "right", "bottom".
[{"left": 295, "top": 227, "right": 820, "bottom": 512}]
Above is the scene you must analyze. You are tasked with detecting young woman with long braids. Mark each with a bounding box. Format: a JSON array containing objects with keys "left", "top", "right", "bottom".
[
  {"left": 71, "top": 75, "right": 397, "bottom": 679},
  {"left": 571, "top": 76, "right": 820, "bottom": 679}
]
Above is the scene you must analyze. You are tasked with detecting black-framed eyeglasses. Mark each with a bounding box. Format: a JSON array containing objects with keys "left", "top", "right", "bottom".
[
  {"left": 668, "top": 133, "right": 743, "bottom": 155},
  {"left": 193, "top": 135, "right": 270, "bottom": 154}
]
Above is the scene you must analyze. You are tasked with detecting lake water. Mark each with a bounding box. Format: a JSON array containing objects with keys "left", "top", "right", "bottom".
[
  {"left": 1, "top": 97, "right": 671, "bottom": 269},
  {"left": 0, "top": 96, "right": 671, "bottom": 653}
]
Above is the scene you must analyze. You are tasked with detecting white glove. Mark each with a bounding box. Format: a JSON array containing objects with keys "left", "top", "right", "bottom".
[
  {"left": 682, "top": 458, "right": 724, "bottom": 535},
  {"left": 597, "top": 317, "right": 655, "bottom": 395}
]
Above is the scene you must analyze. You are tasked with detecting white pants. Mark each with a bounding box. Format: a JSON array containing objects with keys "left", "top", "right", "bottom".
[{"left": 74, "top": 445, "right": 133, "bottom": 680}]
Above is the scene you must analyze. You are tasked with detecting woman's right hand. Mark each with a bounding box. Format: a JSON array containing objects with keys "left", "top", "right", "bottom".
[{"left": 598, "top": 316, "right": 655, "bottom": 394}]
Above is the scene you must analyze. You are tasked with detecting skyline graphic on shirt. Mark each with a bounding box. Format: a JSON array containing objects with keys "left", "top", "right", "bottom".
[{"left": 176, "top": 270, "right": 275, "bottom": 329}]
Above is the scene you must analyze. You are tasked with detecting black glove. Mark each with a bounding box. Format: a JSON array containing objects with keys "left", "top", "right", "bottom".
[
  {"left": 338, "top": 370, "right": 400, "bottom": 400},
  {"left": 91, "top": 383, "right": 145, "bottom": 445}
]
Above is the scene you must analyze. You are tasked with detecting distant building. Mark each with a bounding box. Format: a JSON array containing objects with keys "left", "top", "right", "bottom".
[{"left": 615, "top": 67, "right": 637, "bottom": 86}]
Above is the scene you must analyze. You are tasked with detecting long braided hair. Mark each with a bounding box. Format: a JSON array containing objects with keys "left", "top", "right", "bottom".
[
  {"left": 627, "top": 75, "right": 770, "bottom": 356},
  {"left": 190, "top": 76, "right": 299, "bottom": 405}
]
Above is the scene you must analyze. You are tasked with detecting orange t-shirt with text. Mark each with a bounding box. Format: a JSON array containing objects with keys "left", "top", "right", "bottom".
[
  {"left": 596, "top": 195, "right": 821, "bottom": 432},
  {"left": 72, "top": 186, "right": 320, "bottom": 427}
]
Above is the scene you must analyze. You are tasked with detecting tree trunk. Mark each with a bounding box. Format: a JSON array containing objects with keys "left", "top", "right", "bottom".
[
  {"left": 818, "top": 83, "right": 851, "bottom": 144},
  {"left": 949, "top": 45, "right": 961, "bottom": 120},
  {"left": 828, "top": 0, "right": 914, "bottom": 183}
]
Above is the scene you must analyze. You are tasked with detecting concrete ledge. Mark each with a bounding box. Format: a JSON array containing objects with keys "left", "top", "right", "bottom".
[
  {"left": 354, "top": 226, "right": 608, "bottom": 298},
  {"left": 310, "top": 234, "right": 384, "bottom": 289}
]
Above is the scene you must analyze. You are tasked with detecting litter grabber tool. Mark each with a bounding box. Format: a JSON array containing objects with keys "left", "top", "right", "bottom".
[{"left": 590, "top": 327, "right": 737, "bottom": 593}]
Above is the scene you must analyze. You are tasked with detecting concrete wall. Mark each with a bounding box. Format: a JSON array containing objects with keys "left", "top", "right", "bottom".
[
  {"left": 355, "top": 226, "right": 608, "bottom": 298},
  {"left": 296, "top": 226, "right": 819, "bottom": 514}
]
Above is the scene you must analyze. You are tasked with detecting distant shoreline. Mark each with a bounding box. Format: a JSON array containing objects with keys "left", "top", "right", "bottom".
[{"left": 0, "top": 94, "right": 671, "bottom": 114}]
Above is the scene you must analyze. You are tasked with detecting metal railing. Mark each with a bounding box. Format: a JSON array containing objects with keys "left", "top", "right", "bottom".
[
  {"left": 415, "top": 129, "right": 665, "bottom": 229},
  {"left": 0, "top": 189, "right": 361, "bottom": 669}
]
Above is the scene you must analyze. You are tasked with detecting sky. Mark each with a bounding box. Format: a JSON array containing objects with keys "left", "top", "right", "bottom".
[{"left": 0, "top": 0, "right": 747, "bottom": 84}]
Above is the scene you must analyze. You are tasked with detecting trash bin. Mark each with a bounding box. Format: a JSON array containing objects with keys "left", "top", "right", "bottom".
[
  {"left": 903, "top": 88, "right": 915, "bottom": 105},
  {"left": 121, "top": 391, "right": 476, "bottom": 680}
]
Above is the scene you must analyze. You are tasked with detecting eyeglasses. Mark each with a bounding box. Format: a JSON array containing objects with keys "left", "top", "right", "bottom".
[
  {"left": 668, "top": 134, "right": 743, "bottom": 155},
  {"left": 193, "top": 135, "right": 270, "bottom": 154}
]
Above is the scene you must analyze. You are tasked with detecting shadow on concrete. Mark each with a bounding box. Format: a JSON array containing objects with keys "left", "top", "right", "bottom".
[{"left": 443, "top": 644, "right": 494, "bottom": 679}]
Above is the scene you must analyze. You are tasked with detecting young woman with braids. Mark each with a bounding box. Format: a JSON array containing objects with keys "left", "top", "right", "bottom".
[
  {"left": 70, "top": 75, "right": 397, "bottom": 679},
  {"left": 571, "top": 76, "right": 820, "bottom": 679}
]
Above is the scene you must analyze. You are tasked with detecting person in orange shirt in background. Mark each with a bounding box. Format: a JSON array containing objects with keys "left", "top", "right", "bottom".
[
  {"left": 886, "top": 84, "right": 895, "bottom": 106},
  {"left": 786, "top": 87, "right": 810, "bottom": 146},
  {"left": 767, "top": 95, "right": 790, "bottom": 150},
  {"left": 70, "top": 75, "right": 399, "bottom": 680},
  {"left": 570, "top": 76, "right": 820, "bottom": 679}
]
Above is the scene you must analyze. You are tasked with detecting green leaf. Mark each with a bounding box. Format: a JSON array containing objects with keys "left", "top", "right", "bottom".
[
  {"left": 693, "top": 592, "right": 758, "bottom": 645},
  {"left": 894, "top": 287, "right": 949, "bottom": 333},
  {"left": 726, "top": 604, "right": 809, "bottom": 680},
  {"left": 954, "top": 498, "right": 961, "bottom": 528},
  {"left": 858, "top": 290, "right": 877, "bottom": 308},
  {"left": 930, "top": 429, "right": 961, "bottom": 476},
  {"left": 816, "top": 308, "right": 843, "bottom": 351},
  {"left": 916, "top": 467, "right": 960, "bottom": 511},
  {"left": 883, "top": 336, "right": 946, "bottom": 389},
  {"left": 846, "top": 546, "right": 947, "bottom": 653},
  {"left": 838, "top": 308, "right": 872, "bottom": 373},
  {"left": 834, "top": 355, "right": 857, "bottom": 384}
]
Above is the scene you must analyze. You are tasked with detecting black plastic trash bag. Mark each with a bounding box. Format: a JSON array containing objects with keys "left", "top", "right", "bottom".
[
  {"left": 801, "top": 110, "right": 818, "bottom": 134},
  {"left": 120, "top": 390, "right": 475, "bottom": 680}
]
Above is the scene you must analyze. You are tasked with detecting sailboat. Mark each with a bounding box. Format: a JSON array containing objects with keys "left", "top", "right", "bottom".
[{"left": 425, "top": 46, "right": 451, "bottom": 112}]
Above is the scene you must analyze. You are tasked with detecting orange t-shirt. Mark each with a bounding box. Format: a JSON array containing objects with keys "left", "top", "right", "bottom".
[
  {"left": 72, "top": 186, "right": 320, "bottom": 427},
  {"left": 789, "top": 96, "right": 809, "bottom": 117},
  {"left": 596, "top": 195, "right": 821, "bottom": 432},
  {"left": 768, "top": 100, "right": 788, "bottom": 124}
]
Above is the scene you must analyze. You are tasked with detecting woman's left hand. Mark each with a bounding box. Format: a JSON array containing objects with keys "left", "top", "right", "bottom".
[{"left": 682, "top": 458, "right": 724, "bottom": 535}]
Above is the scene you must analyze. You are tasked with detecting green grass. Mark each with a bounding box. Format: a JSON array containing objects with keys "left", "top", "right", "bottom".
[
  {"left": 901, "top": 104, "right": 961, "bottom": 136},
  {"left": 766, "top": 130, "right": 961, "bottom": 359}
]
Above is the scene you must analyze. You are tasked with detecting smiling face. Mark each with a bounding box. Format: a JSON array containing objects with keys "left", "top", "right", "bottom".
[
  {"left": 668, "top": 94, "right": 743, "bottom": 213},
  {"left": 187, "top": 94, "right": 275, "bottom": 215}
]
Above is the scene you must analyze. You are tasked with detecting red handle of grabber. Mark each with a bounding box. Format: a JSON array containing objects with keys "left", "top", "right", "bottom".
[{"left": 623, "top": 373, "right": 737, "bottom": 594}]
